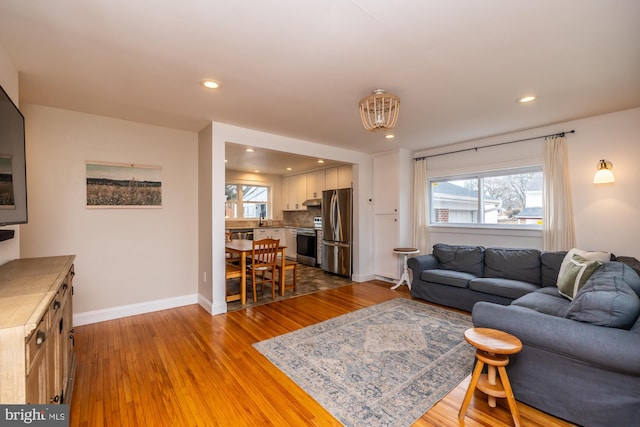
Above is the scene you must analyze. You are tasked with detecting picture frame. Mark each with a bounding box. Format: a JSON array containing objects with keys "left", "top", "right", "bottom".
[{"left": 86, "top": 161, "right": 162, "bottom": 208}]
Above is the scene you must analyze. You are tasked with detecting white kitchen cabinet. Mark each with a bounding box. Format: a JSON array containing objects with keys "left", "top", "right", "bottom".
[
  {"left": 281, "top": 176, "right": 291, "bottom": 211},
  {"left": 325, "top": 165, "right": 352, "bottom": 190},
  {"left": 282, "top": 174, "right": 307, "bottom": 211},
  {"left": 306, "top": 170, "right": 325, "bottom": 199},
  {"left": 337, "top": 165, "right": 352, "bottom": 189},
  {"left": 253, "top": 228, "right": 285, "bottom": 243},
  {"left": 285, "top": 228, "right": 297, "bottom": 260}
]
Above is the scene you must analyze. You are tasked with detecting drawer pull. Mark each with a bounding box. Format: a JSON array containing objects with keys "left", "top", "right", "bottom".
[
  {"left": 50, "top": 395, "right": 60, "bottom": 403},
  {"left": 53, "top": 300, "right": 61, "bottom": 310},
  {"left": 36, "top": 330, "right": 46, "bottom": 346}
]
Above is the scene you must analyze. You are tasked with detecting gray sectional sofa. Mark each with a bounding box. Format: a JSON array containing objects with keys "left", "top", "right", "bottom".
[
  {"left": 407, "top": 243, "right": 565, "bottom": 312},
  {"left": 407, "top": 243, "right": 640, "bottom": 427}
]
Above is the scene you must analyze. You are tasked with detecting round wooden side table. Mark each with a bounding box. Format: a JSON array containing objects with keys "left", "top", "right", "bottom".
[
  {"left": 391, "top": 247, "right": 419, "bottom": 290},
  {"left": 458, "top": 327, "right": 523, "bottom": 427}
]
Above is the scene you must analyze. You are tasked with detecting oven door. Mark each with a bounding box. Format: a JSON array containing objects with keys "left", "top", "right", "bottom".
[{"left": 296, "top": 230, "right": 317, "bottom": 266}]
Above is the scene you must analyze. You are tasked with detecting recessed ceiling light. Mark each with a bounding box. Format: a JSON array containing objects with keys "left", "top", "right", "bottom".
[
  {"left": 385, "top": 134, "right": 395, "bottom": 139},
  {"left": 254, "top": 170, "right": 260, "bottom": 173},
  {"left": 202, "top": 80, "right": 220, "bottom": 89},
  {"left": 517, "top": 95, "right": 536, "bottom": 103},
  {"left": 286, "top": 167, "right": 293, "bottom": 171},
  {"left": 245, "top": 148, "right": 255, "bottom": 152},
  {"left": 224, "top": 159, "right": 228, "bottom": 162},
  {"left": 317, "top": 159, "right": 324, "bottom": 164}
]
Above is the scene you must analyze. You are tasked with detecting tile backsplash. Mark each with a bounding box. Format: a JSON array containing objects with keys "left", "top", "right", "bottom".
[
  {"left": 283, "top": 206, "right": 321, "bottom": 227},
  {"left": 225, "top": 206, "right": 321, "bottom": 229}
]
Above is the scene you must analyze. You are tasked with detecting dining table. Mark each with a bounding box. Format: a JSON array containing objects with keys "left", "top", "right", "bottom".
[{"left": 224, "top": 239, "right": 287, "bottom": 305}]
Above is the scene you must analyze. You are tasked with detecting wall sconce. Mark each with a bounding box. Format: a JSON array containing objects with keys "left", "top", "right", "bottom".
[{"left": 593, "top": 159, "right": 615, "bottom": 184}]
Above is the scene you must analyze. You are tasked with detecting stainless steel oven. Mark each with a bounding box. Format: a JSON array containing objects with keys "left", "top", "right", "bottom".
[{"left": 296, "top": 228, "right": 317, "bottom": 266}]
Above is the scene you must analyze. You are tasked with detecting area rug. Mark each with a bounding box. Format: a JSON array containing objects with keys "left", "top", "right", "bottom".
[{"left": 253, "top": 298, "right": 475, "bottom": 427}]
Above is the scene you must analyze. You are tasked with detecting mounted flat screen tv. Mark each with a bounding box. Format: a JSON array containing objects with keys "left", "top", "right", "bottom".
[{"left": 0, "top": 84, "right": 27, "bottom": 227}]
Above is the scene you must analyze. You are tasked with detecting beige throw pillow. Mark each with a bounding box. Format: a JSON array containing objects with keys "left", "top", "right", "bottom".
[
  {"left": 557, "top": 254, "right": 604, "bottom": 300},
  {"left": 557, "top": 248, "right": 610, "bottom": 281}
]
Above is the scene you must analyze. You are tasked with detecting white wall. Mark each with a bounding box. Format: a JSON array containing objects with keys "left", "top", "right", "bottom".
[
  {"left": 20, "top": 105, "right": 199, "bottom": 324},
  {"left": 0, "top": 42, "right": 22, "bottom": 264},
  {"left": 415, "top": 107, "right": 640, "bottom": 259}
]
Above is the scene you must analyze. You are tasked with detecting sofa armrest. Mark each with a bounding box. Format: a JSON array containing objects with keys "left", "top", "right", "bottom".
[
  {"left": 472, "top": 301, "right": 640, "bottom": 375},
  {"left": 407, "top": 254, "right": 438, "bottom": 276}
]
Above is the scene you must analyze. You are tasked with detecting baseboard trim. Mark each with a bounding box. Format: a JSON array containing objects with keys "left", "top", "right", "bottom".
[
  {"left": 351, "top": 272, "right": 376, "bottom": 282},
  {"left": 73, "top": 293, "right": 199, "bottom": 326}
]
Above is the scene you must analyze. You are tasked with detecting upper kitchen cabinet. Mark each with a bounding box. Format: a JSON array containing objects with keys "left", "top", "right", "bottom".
[
  {"left": 306, "top": 170, "right": 326, "bottom": 199},
  {"left": 325, "top": 165, "right": 352, "bottom": 190},
  {"left": 282, "top": 174, "right": 307, "bottom": 211}
]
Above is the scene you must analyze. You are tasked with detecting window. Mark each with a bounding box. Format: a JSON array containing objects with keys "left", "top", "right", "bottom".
[
  {"left": 429, "top": 167, "right": 543, "bottom": 227},
  {"left": 225, "top": 184, "right": 270, "bottom": 219}
]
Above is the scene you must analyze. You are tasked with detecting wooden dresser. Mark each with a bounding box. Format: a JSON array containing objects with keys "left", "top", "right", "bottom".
[{"left": 0, "top": 255, "right": 76, "bottom": 404}]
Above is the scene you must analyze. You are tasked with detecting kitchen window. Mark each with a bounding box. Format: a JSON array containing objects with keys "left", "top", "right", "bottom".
[
  {"left": 225, "top": 184, "right": 270, "bottom": 219},
  {"left": 429, "top": 167, "right": 543, "bottom": 227}
]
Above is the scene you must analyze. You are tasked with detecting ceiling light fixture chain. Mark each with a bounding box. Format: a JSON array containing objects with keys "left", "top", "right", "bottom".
[{"left": 359, "top": 89, "right": 400, "bottom": 132}]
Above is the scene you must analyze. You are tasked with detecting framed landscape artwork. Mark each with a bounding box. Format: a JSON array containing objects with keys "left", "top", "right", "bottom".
[{"left": 86, "top": 161, "right": 162, "bottom": 208}]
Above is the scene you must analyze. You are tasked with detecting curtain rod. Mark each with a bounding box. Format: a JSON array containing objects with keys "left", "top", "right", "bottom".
[{"left": 414, "top": 129, "right": 575, "bottom": 161}]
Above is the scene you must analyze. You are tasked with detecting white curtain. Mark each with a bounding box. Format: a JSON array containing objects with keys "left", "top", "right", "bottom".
[
  {"left": 543, "top": 135, "right": 576, "bottom": 251},
  {"left": 413, "top": 158, "right": 430, "bottom": 254}
]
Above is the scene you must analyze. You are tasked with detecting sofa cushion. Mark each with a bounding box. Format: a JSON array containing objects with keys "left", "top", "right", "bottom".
[
  {"left": 420, "top": 269, "right": 475, "bottom": 288},
  {"left": 483, "top": 248, "right": 541, "bottom": 285},
  {"left": 512, "top": 287, "right": 570, "bottom": 317},
  {"left": 566, "top": 263, "right": 640, "bottom": 329},
  {"left": 557, "top": 254, "right": 603, "bottom": 300},
  {"left": 469, "top": 277, "right": 539, "bottom": 300},
  {"left": 432, "top": 243, "right": 484, "bottom": 276},
  {"left": 540, "top": 251, "right": 567, "bottom": 287}
]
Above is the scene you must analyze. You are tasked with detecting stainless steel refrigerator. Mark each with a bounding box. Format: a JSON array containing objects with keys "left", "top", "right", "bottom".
[{"left": 321, "top": 188, "right": 352, "bottom": 277}]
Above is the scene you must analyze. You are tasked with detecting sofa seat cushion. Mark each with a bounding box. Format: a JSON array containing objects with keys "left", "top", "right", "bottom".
[
  {"left": 420, "top": 269, "right": 476, "bottom": 288},
  {"left": 469, "top": 277, "right": 539, "bottom": 299},
  {"left": 566, "top": 262, "right": 640, "bottom": 329},
  {"left": 511, "top": 287, "right": 570, "bottom": 317},
  {"left": 484, "top": 248, "right": 542, "bottom": 285},
  {"left": 432, "top": 243, "right": 485, "bottom": 276}
]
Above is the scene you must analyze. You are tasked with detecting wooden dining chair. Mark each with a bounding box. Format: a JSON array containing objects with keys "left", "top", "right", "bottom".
[
  {"left": 247, "top": 238, "right": 279, "bottom": 302},
  {"left": 275, "top": 257, "right": 297, "bottom": 294},
  {"left": 225, "top": 263, "right": 243, "bottom": 302}
]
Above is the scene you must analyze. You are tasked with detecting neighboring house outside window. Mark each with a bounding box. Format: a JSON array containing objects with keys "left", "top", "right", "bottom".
[
  {"left": 225, "top": 183, "right": 270, "bottom": 219},
  {"left": 429, "top": 167, "right": 543, "bottom": 227}
]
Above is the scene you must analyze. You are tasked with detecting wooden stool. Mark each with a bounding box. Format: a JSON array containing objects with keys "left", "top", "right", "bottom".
[
  {"left": 458, "top": 328, "right": 523, "bottom": 427},
  {"left": 276, "top": 260, "right": 297, "bottom": 294}
]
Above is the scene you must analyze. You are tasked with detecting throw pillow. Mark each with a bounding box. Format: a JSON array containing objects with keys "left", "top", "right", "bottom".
[
  {"left": 556, "top": 248, "right": 610, "bottom": 288},
  {"left": 557, "top": 254, "right": 603, "bottom": 300}
]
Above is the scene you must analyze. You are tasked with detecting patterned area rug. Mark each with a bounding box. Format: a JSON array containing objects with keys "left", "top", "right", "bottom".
[{"left": 253, "top": 298, "right": 474, "bottom": 427}]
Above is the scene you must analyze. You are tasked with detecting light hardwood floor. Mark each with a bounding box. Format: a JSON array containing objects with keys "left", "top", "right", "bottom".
[{"left": 70, "top": 281, "right": 576, "bottom": 426}]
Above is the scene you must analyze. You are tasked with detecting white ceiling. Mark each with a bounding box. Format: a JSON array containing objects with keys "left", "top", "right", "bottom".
[{"left": 1, "top": 0, "right": 639, "bottom": 170}]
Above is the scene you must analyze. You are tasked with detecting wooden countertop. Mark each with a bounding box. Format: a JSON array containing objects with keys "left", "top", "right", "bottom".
[{"left": 0, "top": 255, "right": 75, "bottom": 335}]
